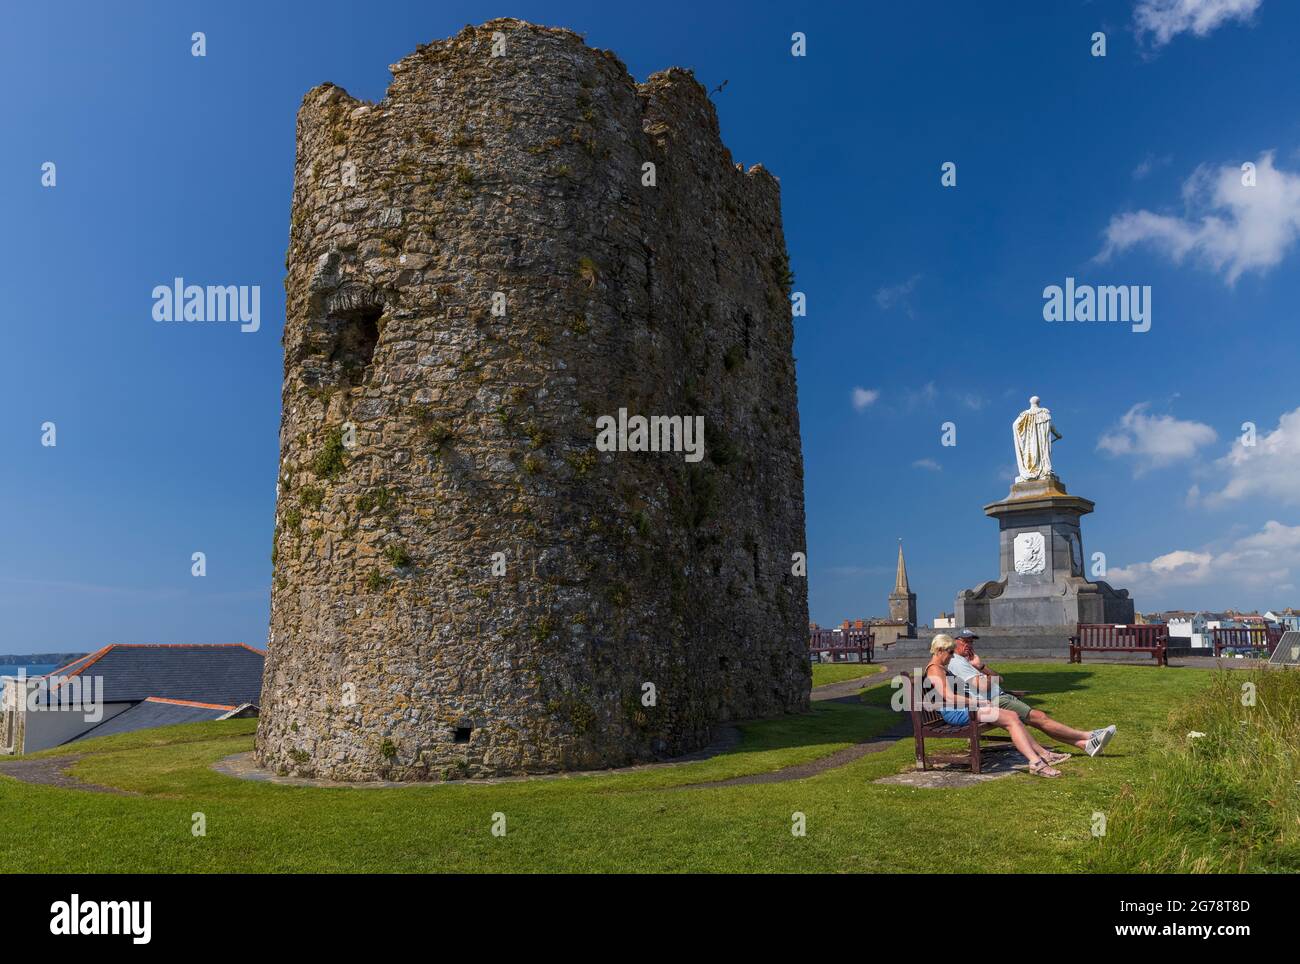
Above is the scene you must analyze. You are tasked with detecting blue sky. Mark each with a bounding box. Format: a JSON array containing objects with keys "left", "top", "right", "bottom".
[{"left": 3, "top": 0, "right": 1299, "bottom": 653}]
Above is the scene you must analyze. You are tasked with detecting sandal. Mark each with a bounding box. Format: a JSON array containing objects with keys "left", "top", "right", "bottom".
[
  {"left": 1029, "top": 760, "right": 1061, "bottom": 778},
  {"left": 1043, "top": 750, "right": 1071, "bottom": 765}
]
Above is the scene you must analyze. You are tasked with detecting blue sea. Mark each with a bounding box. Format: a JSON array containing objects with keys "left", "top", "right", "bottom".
[
  {"left": 0, "top": 664, "right": 58, "bottom": 677},
  {"left": 0, "top": 664, "right": 57, "bottom": 699}
]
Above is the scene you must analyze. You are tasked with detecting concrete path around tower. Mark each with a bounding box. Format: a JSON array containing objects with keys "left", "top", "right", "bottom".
[
  {"left": 0, "top": 753, "right": 136, "bottom": 795},
  {"left": 211, "top": 727, "right": 748, "bottom": 789}
]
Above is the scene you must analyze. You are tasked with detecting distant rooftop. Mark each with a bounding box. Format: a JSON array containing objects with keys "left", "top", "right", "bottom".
[
  {"left": 44, "top": 643, "right": 264, "bottom": 706},
  {"left": 70, "top": 697, "right": 242, "bottom": 743}
]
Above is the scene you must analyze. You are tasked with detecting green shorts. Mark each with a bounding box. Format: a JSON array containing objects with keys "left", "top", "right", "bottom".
[{"left": 996, "top": 693, "right": 1032, "bottom": 721}]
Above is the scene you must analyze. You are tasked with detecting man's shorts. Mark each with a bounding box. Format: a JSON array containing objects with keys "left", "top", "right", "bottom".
[{"left": 996, "top": 692, "right": 1032, "bottom": 721}]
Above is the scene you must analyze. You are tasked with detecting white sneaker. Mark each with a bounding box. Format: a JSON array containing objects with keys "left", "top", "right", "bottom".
[{"left": 1085, "top": 725, "right": 1116, "bottom": 757}]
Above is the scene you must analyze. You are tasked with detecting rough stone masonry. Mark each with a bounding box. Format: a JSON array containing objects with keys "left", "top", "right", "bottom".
[{"left": 255, "top": 19, "right": 809, "bottom": 781}]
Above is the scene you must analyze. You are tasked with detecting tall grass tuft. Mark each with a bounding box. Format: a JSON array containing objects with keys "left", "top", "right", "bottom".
[{"left": 1086, "top": 669, "right": 1300, "bottom": 873}]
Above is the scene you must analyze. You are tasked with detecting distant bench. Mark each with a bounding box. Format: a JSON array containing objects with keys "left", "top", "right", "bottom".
[
  {"left": 809, "top": 628, "right": 874, "bottom": 664},
  {"left": 1069, "top": 623, "right": 1168, "bottom": 666},
  {"left": 1212, "top": 627, "right": 1281, "bottom": 658}
]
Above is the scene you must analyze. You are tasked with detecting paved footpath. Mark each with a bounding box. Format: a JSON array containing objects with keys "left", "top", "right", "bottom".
[
  {"left": 674, "top": 665, "right": 905, "bottom": 789},
  {"left": 0, "top": 753, "right": 134, "bottom": 795},
  {"left": 809, "top": 665, "right": 897, "bottom": 703}
]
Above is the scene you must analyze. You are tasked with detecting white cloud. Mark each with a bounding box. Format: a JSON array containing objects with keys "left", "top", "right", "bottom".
[
  {"left": 1097, "top": 151, "right": 1300, "bottom": 284},
  {"left": 912, "top": 458, "right": 942, "bottom": 472},
  {"left": 851, "top": 386, "right": 880, "bottom": 411},
  {"left": 1108, "top": 519, "right": 1300, "bottom": 598},
  {"left": 1202, "top": 406, "right": 1300, "bottom": 507},
  {"left": 1110, "top": 548, "right": 1216, "bottom": 588},
  {"left": 1132, "top": 153, "right": 1172, "bottom": 180},
  {"left": 874, "top": 274, "right": 921, "bottom": 316},
  {"left": 1097, "top": 403, "right": 1217, "bottom": 475},
  {"left": 904, "top": 381, "right": 938, "bottom": 410},
  {"left": 1134, "top": 0, "right": 1262, "bottom": 47}
]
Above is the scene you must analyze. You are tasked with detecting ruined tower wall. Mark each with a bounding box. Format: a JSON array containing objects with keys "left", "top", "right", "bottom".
[{"left": 255, "top": 19, "right": 809, "bottom": 781}]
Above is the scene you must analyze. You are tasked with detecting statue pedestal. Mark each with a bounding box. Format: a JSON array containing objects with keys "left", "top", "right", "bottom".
[{"left": 955, "top": 478, "right": 1134, "bottom": 628}]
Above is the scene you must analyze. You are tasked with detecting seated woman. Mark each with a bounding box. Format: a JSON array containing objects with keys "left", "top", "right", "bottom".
[{"left": 924, "top": 634, "right": 1069, "bottom": 778}]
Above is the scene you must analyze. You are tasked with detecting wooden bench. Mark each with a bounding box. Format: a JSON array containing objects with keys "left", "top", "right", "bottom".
[
  {"left": 1069, "top": 623, "right": 1168, "bottom": 666},
  {"left": 1212, "top": 627, "right": 1280, "bottom": 657},
  {"left": 898, "top": 670, "right": 1014, "bottom": 774},
  {"left": 809, "top": 628, "right": 874, "bottom": 664}
]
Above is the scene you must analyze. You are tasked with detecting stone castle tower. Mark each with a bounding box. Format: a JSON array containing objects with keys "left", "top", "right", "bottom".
[
  {"left": 255, "top": 20, "right": 810, "bottom": 781},
  {"left": 888, "top": 542, "right": 917, "bottom": 627}
]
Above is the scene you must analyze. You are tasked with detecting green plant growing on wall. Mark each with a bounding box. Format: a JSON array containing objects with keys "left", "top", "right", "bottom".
[
  {"left": 409, "top": 405, "right": 454, "bottom": 450},
  {"left": 384, "top": 544, "right": 413, "bottom": 569},
  {"left": 706, "top": 423, "right": 738, "bottom": 466},
  {"left": 546, "top": 690, "right": 596, "bottom": 733},
  {"left": 773, "top": 251, "right": 795, "bottom": 293},
  {"left": 312, "top": 427, "right": 347, "bottom": 480},
  {"left": 686, "top": 464, "right": 718, "bottom": 527},
  {"left": 723, "top": 344, "right": 744, "bottom": 372},
  {"left": 357, "top": 486, "right": 393, "bottom": 513},
  {"left": 525, "top": 422, "right": 549, "bottom": 449},
  {"left": 565, "top": 450, "right": 597, "bottom": 477}
]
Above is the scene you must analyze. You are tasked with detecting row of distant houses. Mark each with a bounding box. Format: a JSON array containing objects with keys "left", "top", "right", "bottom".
[
  {"left": 1, "top": 644, "right": 263, "bottom": 755},
  {"left": 1137, "top": 609, "right": 1300, "bottom": 650}
]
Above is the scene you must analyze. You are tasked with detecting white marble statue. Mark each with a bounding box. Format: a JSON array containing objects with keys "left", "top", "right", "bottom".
[{"left": 1013, "top": 396, "right": 1061, "bottom": 482}]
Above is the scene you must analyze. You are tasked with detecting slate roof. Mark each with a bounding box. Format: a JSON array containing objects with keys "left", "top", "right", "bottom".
[
  {"left": 42, "top": 644, "right": 265, "bottom": 706},
  {"left": 70, "top": 697, "right": 237, "bottom": 743}
]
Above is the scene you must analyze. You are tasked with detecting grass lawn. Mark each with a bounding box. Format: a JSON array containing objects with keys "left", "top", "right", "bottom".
[
  {"left": 810, "top": 662, "right": 882, "bottom": 686},
  {"left": 1, "top": 663, "right": 1293, "bottom": 872}
]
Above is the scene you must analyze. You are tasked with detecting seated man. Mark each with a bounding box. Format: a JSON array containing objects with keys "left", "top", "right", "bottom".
[
  {"left": 950, "top": 630, "right": 1116, "bottom": 757},
  {"left": 924, "top": 635, "right": 1067, "bottom": 777}
]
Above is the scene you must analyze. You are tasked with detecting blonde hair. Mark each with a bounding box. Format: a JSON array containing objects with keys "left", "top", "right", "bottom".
[{"left": 930, "top": 634, "right": 956, "bottom": 655}]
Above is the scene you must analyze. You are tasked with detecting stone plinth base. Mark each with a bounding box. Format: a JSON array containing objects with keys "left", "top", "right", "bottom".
[{"left": 955, "top": 479, "right": 1134, "bottom": 628}]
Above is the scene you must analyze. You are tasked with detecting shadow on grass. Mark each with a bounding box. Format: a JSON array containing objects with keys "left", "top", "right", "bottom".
[
  {"left": 720, "top": 699, "right": 898, "bottom": 758},
  {"left": 857, "top": 667, "right": 1097, "bottom": 711}
]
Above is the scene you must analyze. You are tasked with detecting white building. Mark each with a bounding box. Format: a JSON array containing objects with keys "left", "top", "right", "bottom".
[
  {"left": 1163, "top": 611, "right": 1213, "bottom": 650},
  {"left": 1265, "top": 610, "right": 1300, "bottom": 632}
]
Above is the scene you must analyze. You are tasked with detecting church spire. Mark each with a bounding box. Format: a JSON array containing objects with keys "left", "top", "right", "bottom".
[{"left": 894, "top": 540, "right": 910, "bottom": 594}]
